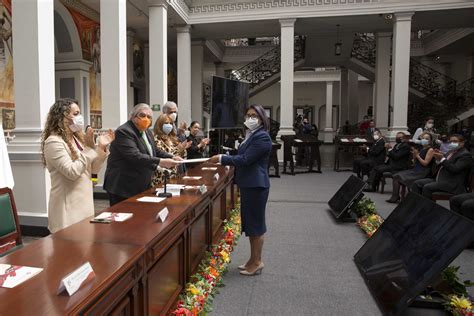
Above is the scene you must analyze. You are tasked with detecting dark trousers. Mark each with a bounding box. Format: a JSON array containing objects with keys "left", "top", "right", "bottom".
[
  {"left": 108, "top": 192, "right": 128, "bottom": 206},
  {"left": 450, "top": 193, "right": 474, "bottom": 221},
  {"left": 367, "top": 164, "right": 394, "bottom": 187},
  {"left": 410, "top": 178, "right": 460, "bottom": 199},
  {"left": 353, "top": 158, "right": 376, "bottom": 178}
]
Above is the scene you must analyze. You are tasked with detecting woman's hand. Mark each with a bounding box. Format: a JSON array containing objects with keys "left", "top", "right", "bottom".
[
  {"left": 97, "top": 129, "right": 115, "bottom": 151},
  {"left": 177, "top": 140, "right": 192, "bottom": 151},
  {"left": 209, "top": 155, "right": 220, "bottom": 164},
  {"left": 200, "top": 138, "right": 210, "bottom": 146},
  {"left": 84, "top": 126, "right": 96, "bottom": 149}
]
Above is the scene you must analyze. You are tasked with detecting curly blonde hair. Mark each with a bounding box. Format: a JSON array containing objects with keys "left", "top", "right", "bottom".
[
  {"left": 41, "top": 98, "right": 84, "bottom": 167},
  {"left": 153, "top": 114, "right": 178, "bottom": 145}
]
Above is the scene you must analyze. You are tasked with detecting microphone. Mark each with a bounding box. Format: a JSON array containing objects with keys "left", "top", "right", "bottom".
[{"left": 157, "top": 169, "right": 172, "bottom": 198}]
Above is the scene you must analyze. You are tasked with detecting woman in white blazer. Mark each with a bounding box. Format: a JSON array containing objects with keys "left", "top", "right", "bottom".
[{"left": 41, "top": 98, "right": 114, "bottom": 233}]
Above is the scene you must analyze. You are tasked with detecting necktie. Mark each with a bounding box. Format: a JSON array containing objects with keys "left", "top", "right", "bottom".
[{"left": 141, "top": 131, "right": 153, "bottom": 155}]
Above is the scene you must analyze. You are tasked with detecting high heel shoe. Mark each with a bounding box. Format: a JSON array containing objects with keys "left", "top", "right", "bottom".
[
  {"left": 238, "top": 264, "right": 247, "bottom": 270},
  {"left": 239, "top": 263, "right": 264, "bottom": 276}
]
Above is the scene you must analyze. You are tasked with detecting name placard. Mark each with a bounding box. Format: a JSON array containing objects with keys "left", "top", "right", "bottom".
[
  {"left": 156, "top": 207, "right": 169, "bottom": 223},
  {"left": 213, "top": 173, "right": 220, "bottom": 181},
  {"left": 57, "top": 262, "right": 95, "bottom": 296}
]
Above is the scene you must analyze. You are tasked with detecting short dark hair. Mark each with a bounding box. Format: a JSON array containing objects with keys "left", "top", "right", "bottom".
[
  {"left": 189, "top": 121, "right": 200, "bottom": 128},
  {"left": 247, "top": 104, "right": 269, "bottom": 131},
  {"left": 450, "top": 134, "right": 465, "bottom": 142},
  {"left": 426, "top": 116, "right": 434, "bottom": 121}
]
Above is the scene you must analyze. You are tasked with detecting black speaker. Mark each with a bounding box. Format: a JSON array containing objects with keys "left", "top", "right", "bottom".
[{"left": 328, "top": 175, "right": 366, "bottom": 221}]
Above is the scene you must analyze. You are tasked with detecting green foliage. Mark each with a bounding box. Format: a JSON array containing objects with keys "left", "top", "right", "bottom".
[
  {"left": 441, "top": 266, "right": 474, "bottom": 296},
  {"left": 353, "top": 197, "right": 376, "bottom": 218}
]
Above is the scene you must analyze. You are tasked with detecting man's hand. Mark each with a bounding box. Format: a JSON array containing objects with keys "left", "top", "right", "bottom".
[
  {"left": 172, "top": 156, "right": 184, "bottom": 161},
  {"left": 209, "top": 155, "right": 220, "bottom": 164},
  {"left": 433, "top": 152, "right": 444, "bottom": 160},
  {"left": 159, "top": 158, "right": 179, "bottom": 168},
  {"left": 385, "top": 143, "right": 392, "bottom": 149}
]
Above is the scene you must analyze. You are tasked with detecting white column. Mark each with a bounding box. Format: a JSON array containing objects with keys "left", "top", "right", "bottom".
[
  {"left": 100, "top": 0, "right": 127, "bottom": 129},
  {"left": 191, "top": 41, "right": 204, "bottom": 124},
  {"left": 144, "top": 43, "right": 150, "bottom": 104},
  {"left": 10, "top": 0, "right": 55, "bottom": 227},
  {"left": 348, "top": 69, "right": 359, "bottom": 124},
  {"left": 127, "top": 29, "right": 135, "bottom": 115},
  {"left": 324, "top": 81, "right": 334, "bottom": 143},
  {"left": 374, "top": 32, "right": 391, "bottom": 132},
  {"left": 340, "top": 67, "right": 349, "bottom": 126},
  {"left": 390, "top": 12, "right": 414, "bottom": 134},
  {"left": 279, "top": 18, "right": 296, "bottom": 135},
  {"left": 149, "top": 0, "right": 167, "bottom": 116},
  {"left": 176, "top": 25, "right": 192, "bottom": 125}
]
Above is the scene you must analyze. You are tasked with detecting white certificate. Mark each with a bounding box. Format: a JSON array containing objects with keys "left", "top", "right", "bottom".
[
  {"left": 137, "top": 196, "right": 166, "bottom": 203},
  {"left": 175, "top": 158, "right": 210, "bottom": 164}
]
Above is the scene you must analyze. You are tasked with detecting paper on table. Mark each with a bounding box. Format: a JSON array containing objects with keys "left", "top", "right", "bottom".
[
  {"left": 94, "top": 212, "right": 133, "bottom": 222},
  {"left": 340, "top": 138, "right": 349, "bottom": 142},
  {"left": 137, "top": 196, "right": 166, "bottom": 203},
  {"left": 202, "top": 167, "right": 218, "bottom": 171},
  {"left": 182, "top": 176, "right": 202, "bottom": 180},
  {"left": 175, "top": 158, "right": 209, "bottom": 164},
  {"left": 0, "top": 264, "right": 43, "bottom": 288},
  {"left": 294, "top": 139, "right": 303, "bottom": 142}
]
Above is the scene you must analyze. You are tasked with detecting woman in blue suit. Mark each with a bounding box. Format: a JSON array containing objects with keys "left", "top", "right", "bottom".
[{"left": 210, "top": 104, "right": 272, "bottom": 276}]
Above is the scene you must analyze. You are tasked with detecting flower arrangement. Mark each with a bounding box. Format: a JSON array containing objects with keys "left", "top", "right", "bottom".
[
  {"left": 172, "top": 205, "right": 241, "bottom": 316},
  {"left": 444, "top": 295, "right": 474, "bottom": 316},
  {"left": 352, "top": 197, "right": 377, "bottom": 218},
  {"left": 356, "top": 213, "right": 384, "bottom": 237}
]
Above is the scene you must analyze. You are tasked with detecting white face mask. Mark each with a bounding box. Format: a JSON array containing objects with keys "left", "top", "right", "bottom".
[
  {"left": 162, "top": 123, "right": 173, "bottom": 135},
  {"left": 420, "top": 139, "right": 430, "bottom": 146},
  {"left": 244, "top": 117, "right": 260, "bottom": 131},
  {"left": 184, "top": 130, "right": 190, "bottom": 137},
  {"left": 69, "top": 114, "right": 84, "bottom": 133},
  {"left": 373, "top": 134, "right": 380, "bottom": 140},
  {"left": 169, "top": 113, "right": 177, "bottom": 122}
]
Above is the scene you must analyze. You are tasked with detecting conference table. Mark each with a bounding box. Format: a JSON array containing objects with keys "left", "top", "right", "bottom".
[{"left": 0, "top": 163, "right": 236, "bottom": 316}]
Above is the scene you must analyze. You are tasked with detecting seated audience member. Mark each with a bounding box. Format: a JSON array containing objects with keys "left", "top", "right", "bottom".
[
  {"left": 439, "top": 134, "right": 450, "bottom": 154},
  {"left": 104, "top": 103, "right": 181, "bottom": 206},
  {"left": 364, "top": 132, "right": 411, "bottom": 192},
  {"left": 460, "top": 125, "right": 471, "bottom": 151},
  {"left": 302, "top": 118, "right": 314, "bottom": 135},
  {"left": 151, "top": 114, "right": 190, "bottom": 186},
  {"left": 353, "top": 129, "right": 385, "bottom": 178},
  {"left": 386, "top": 132, "right": 435, "bottom": 203},
  {"left": 187, "top": 121, "right": 210, "bottom": 160},
  {"left": 365, "top": 120, "right": 376, "bottom": 138},
  {"left": 42, "top": 98, "right": 113, "bottom": 233},
  {"left": 412, "top": 116, "right": 438, "bottom": 145},
  {"left": 450, "top": 192, "right": 474, "bottom": 221},
  {"left": 411, "top": 134, "right": 473, "bottom": 199}
]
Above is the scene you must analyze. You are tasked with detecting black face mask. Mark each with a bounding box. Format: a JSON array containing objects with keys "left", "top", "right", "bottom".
[{"left": 396, "top": 138, "right": 402, "bottom": 144}]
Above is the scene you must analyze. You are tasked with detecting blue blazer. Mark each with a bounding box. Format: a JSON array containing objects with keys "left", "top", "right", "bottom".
[{"left": 221, "top": 128, "right": 272, "bottom": 188}]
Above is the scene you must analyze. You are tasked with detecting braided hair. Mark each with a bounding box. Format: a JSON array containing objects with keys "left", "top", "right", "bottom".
[{"left": 41, "top": 98, "right": 84, "bottom": 167}]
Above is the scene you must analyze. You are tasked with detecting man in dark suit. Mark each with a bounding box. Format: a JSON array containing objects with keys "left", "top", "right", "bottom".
[
  {"left": 353, "top": 129, "right": 385, "bottom": 178},
  {"left": 450, "top": 192, "right": 474, "bottom": 221},
  {"left": 411, "top": 134, "right": 473, "bottom": 199},
  {"left": 364, "top": 132, "right": 411, "bottom": 192},
  {"left": 365, "top": 120, "right": 376, "bottom": 138},
  {"left": 104, "top": 103, "right": 181, "bottom": 206}
]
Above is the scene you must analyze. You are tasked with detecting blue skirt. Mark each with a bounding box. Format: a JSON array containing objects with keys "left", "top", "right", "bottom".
[{"left": 240, "top": 187, "right": 269, "bottom": 236}]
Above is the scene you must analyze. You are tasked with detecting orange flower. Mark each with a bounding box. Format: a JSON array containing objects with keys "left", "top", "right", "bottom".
[{"left": 209, "top": 267, "right": 219, "bottom": 277}]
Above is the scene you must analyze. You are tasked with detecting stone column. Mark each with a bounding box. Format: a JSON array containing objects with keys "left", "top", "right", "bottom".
[
  {"left": 215, "top": 62, "right": 225, "bottom": 77},
  {"left": 348, "top": 69, "right": 359, "bottom": 124},
  {"left": 340, "top": 67, "right": 349, "bottom": 126},
  {"left": 9, "top": 0, "right": 55, "bottom": 227},
  {"left": 324, "top": 81, "right": 334, "bottom": 143},
  {"left": 279, "top": 18, "right": 296, "bottom": 135},
  {"left": 144, "top": 43, "right": 150, "bottom": 104},
  {"left": 374, "top": 32, "right": 391, "bottom": 132},
  {"left": 176, "top": 25, "right": 192, "bottom": 125},
  {"left": 192, "top": 41, "right": 204, "bottom": 124},
  {"left": 127, "top": 29, "right": 135, "bottom": 115},
  {"left": 100, "top": 0, "right": 128, "bottom": 129},
  {"left": 148, "top": 0, "right": 167, "bottom": 116},
  {"left": 390, "top": 12, "right": 414, "bottom": 134}
]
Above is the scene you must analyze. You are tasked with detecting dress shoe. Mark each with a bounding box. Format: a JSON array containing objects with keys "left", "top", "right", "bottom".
[
  {"left": 386, "top": 198, "right": 400, "bottom": 204},
  {"left": 239, "top": 262, "right": 264, "bottom": 276},
  {"left": 238, "top": 264, "right": 247, "bottom": 270}
]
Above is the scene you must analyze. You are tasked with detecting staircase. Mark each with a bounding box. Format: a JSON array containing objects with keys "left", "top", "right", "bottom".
[
  {"left": 349, "top": 33, "right": 467, "bottom": 130},
  {"left": 230, "top": 36, "right": 305, "bottom": 97},
  {"left": 447, "top": 77, "right": 474, "bottom": 125}
]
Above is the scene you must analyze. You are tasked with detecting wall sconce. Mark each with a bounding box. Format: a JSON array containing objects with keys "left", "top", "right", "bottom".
[{"left": 334, "top": 24, "right": 342, "bottom": 56}]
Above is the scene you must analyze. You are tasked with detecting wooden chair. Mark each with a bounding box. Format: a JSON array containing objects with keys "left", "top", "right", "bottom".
[{"left": 0, "top": 187, "right": 23, "bottom": 257}]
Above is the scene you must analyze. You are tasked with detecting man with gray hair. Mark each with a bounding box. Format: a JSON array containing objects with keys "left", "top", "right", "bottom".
[
  {"left": 162, "top": 101, "right": 188, "bottom": 142},
  {"left": 104, "top": 103, "right": 182, "bottom": 205}
]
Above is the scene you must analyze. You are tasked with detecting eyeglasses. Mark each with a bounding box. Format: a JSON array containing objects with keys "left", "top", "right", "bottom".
[
  {"left": 245, "top": 114, "right": 258, "bottom": 119},
  {"left": 137, "top": 113, "right": 152, "bottom": 120}
]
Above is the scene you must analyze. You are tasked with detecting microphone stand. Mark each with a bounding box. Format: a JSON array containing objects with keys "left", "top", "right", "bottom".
[{"left": 157, "top": 169, "right": 172, "bottom": 198}]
